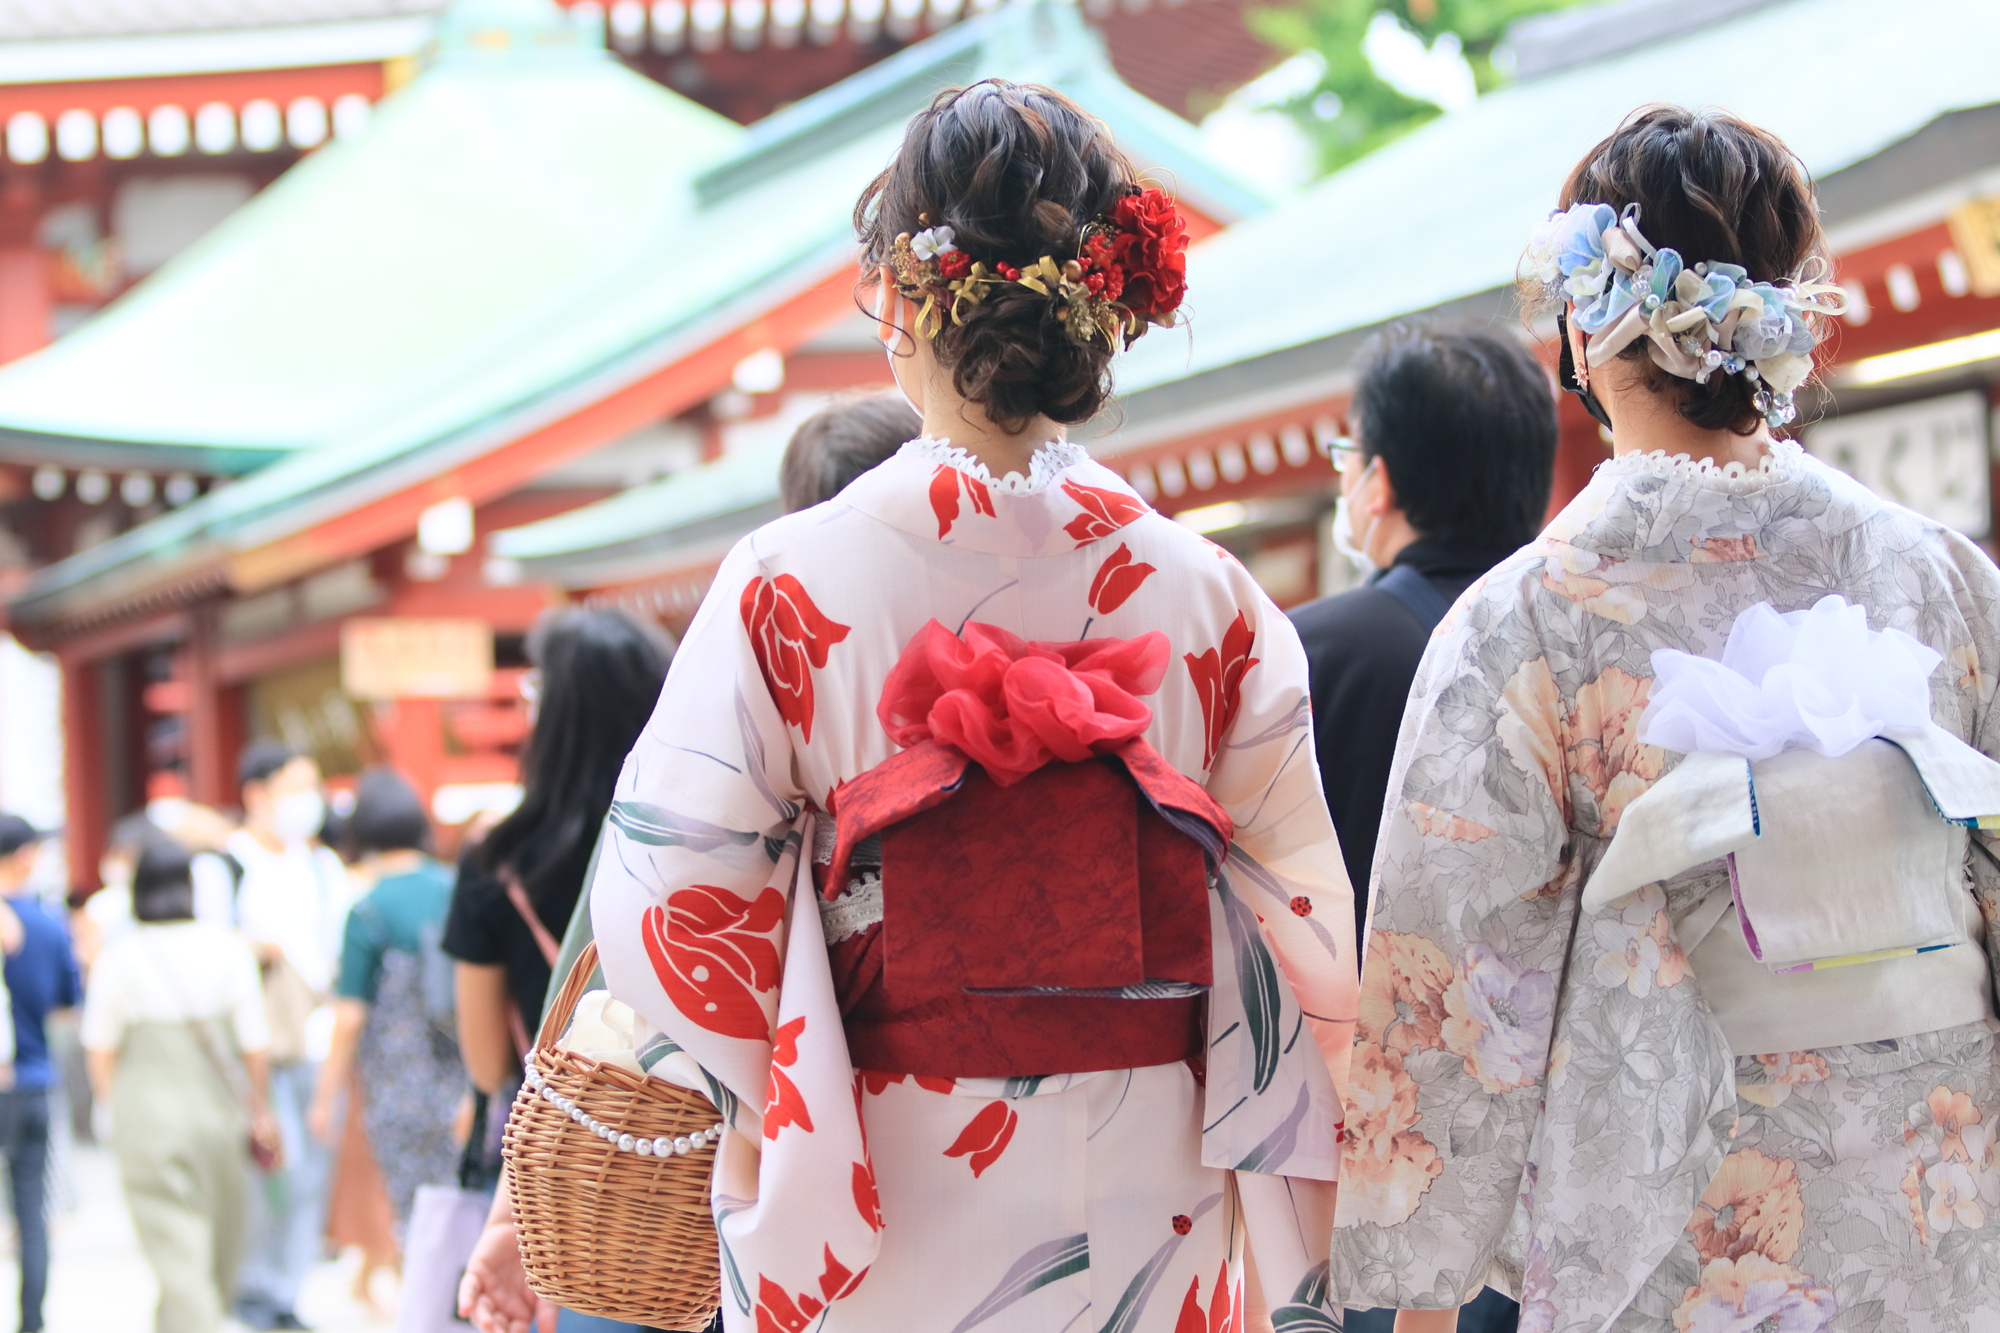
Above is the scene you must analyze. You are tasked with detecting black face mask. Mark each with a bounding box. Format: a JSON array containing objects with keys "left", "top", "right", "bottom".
[{"left": 1556, "top": 308, "right": 1613, "bottom": 431}]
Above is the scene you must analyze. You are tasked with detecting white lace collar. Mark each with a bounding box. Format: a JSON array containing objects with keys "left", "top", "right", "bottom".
[
  {"left": 898, "top": 434, "right": 1090, "bottom": 497},
  {"left": 1598, "top": 437, "right": 1803, "bottom": 495}
]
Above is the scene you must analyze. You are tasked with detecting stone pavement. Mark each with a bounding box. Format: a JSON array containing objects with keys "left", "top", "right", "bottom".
[{"left": 0, "top": 1139, "right": 397, "bottom": 1333}]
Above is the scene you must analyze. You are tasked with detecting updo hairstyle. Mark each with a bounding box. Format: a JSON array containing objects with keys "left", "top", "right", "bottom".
[
  {"left": 1550, "top": 105, "right": 1829, "bottom": 435},
  {"left": 856, "top": 80, "right": 1138, "bottom": 430}
]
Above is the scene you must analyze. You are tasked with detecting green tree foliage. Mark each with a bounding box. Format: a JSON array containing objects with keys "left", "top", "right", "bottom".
[{"left": 1249, "top": 0, "right": 1591, "bottom": 174}]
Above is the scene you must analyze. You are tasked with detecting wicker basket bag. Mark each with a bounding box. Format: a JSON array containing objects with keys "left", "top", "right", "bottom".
[{"left": 504, "top": 941, "right": 725, "bottom": 1330}]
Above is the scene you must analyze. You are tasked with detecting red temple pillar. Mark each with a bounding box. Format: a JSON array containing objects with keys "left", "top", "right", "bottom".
[
  {"left": 183, "top": 602, "right": 244, "bottom": 809},
  {"left": 58, "top": 651, "right": 104, "bottom": 899},
  {"left": 0, "top": 176, "right": 47, "bottom": 365}
]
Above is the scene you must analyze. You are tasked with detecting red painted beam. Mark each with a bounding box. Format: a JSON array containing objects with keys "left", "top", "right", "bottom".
[
  {"left": 1099, "top": 395, "right": 1341, "bottom": 516},
  {"left": 0, "top": 65, "right": 385, "bottom": 122},
  {"left": 1828, "top": 223, "right": 2000, "bottom": 365},
  {"left": 226, "top": 265, "right": 864, "bottom": 593}
]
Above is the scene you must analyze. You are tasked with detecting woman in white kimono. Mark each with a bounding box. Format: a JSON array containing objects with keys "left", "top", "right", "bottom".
[
  {"left": 1332, "top": 106, "right": 2000, "bottom": 1332},
  {"left": 588, "top": 80, "right": 1356, "bottom": 1332}
]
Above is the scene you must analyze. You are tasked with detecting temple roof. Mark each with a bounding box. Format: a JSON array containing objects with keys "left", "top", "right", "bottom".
[
  {"left": 490, "top": 437, "right": 786, "bottom": 586},
  {"left": 0, "top": 0, "right": 438, "bottom": 42},
  {"left": 1107, "top": 0, "right": 2000, "bottom": 440},
  {"left": 9, "top": 0, "right": 1268, "bottom": 629},
  {"left": 0, "top": 0, "right": 731, "bottom": 466}
]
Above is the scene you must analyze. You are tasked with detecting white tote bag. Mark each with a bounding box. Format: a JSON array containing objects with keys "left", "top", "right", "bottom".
[{"left": 398, "top": 1091, "right": 498, "bottom": 1333}]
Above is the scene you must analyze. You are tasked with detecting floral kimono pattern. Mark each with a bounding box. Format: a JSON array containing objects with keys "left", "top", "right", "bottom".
[
  {"left": 1329, "top": 441, "right": 2000, "bottom": 1332},
  {"left": 590, "top": 438, "right": 1355, "bottom": 1333}
]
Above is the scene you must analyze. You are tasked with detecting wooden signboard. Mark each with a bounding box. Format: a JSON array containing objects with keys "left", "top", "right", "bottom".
[
  {"left": 341, "top": 617, "right": 495, "bottom": 700},
  {"left": 1947, "top": 197, "right": 2000, "bottom": 299}
]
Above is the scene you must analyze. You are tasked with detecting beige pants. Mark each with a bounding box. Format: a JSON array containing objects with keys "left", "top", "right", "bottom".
[{"left": 113, "top": 1020, "right": 249, "bottom": 1333}]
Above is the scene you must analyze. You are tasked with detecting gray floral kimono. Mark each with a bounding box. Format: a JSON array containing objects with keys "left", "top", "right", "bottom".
[{"left": 1328, "top": 440, "right": 2000, "bottom": 1332}]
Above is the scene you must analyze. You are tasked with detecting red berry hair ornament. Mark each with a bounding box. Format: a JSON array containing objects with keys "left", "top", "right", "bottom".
[{"left": 886, "top": 185, "right": 1190, "bottom": 349}]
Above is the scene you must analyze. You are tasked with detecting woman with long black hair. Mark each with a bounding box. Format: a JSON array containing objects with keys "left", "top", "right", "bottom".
[
  {"left": 442, "top": 608, "right": 671, "bottom": 1333},
  {"left": 444, "top": 608, "right": 674, "bottom": 1095}
]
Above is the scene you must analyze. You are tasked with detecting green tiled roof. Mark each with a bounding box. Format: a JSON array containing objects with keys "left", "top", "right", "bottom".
[
  {"left": 490, "top": 437, "right": 787, "bottom": 586},
  {"left": 500, "top": 0, "right": 2000, "bottom": 581},
  {"left": 1114, "top": 0, "right": 2000, "bottom": 405},
  {"left": 0, "top": 0, "right": 736, "bottom": 461},
  {"left": 11, "top": 0, "right": 1271, "bottom": 622}
]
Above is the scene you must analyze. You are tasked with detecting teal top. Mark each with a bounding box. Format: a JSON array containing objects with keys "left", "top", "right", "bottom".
[{"left": 336, "top": 859, "right": 455, "bottom": 1004}]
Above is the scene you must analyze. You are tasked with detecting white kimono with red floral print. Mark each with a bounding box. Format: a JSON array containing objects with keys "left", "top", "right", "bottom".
[{"left": 589, "top": 438, "right": 1356, "bottom": 1333}]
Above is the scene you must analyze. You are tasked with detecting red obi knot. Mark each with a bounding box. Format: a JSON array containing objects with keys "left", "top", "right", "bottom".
[{"left": 878, "top": 620, "right": 1169, "bottom": 786}]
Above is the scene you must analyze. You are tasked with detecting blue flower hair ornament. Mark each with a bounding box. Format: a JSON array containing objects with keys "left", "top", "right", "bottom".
[{"left": 1526, "top": 202, "right": 1848, "bottom": 427}]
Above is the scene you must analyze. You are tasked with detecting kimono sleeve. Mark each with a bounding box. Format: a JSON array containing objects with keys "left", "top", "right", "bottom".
[
  {"left": 590, "top": 538, "right": 812, "bottom": 1122},
  {"left": 1329, "top": 569, "right": 1572, "bottom": 1309},
  {"left": 1200, "top": 575, "right": 1357, "bottom": 1085},
  {"left": 1943, "top": 532, "right": 2000, "bottom": 984}
]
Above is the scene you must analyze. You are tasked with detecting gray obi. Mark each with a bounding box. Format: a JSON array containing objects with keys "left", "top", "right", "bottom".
[{"left": 1585, "top": 726, "right": 2000, "bottom": 1055}]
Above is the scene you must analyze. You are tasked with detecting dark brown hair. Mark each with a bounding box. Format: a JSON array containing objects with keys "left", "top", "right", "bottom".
[
  {"left": 855, "top": 80, "right": 1138, "bottom": 431},
  {"left": 132, "top": 827, "right": 195, "bottom": 923},
  {"left": 1554, "top": 105, "right": 1829, "bottom": 434},
  {"left": 779, "top": 395, "right": 921, "bottom": 513}
]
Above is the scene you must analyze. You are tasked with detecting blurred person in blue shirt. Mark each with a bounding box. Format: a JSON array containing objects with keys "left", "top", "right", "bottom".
[{"left": 0, "top": 812, "right": 77, "bottom": 1333}]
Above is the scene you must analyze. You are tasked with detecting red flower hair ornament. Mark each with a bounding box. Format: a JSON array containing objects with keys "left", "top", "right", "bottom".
[
  {"left": 878, "top": 620, "right": 1170, "bottom": 785},
  {"left": 886, "top": 186, "right": 1190, "bottom": 349}
]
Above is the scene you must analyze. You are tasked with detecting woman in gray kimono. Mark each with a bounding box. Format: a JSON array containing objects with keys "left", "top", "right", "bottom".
[{"left": 1332, "top": 106, "right": 2000, "bottom": 1332}]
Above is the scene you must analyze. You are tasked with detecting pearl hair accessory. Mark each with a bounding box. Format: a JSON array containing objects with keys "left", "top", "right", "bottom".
[{"left": 523, "top": 1057, "right": 723, "bottom": 1157}]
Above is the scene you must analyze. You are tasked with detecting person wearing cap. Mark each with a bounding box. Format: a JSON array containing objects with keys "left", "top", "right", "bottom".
[{"left": 0, "top": 814, "right": 56, "bottom": 1333}]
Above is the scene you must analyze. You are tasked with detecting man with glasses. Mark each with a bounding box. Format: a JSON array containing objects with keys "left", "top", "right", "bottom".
[{"left": 1292, "top": 323, "right": 1556, "bottom": 1330}]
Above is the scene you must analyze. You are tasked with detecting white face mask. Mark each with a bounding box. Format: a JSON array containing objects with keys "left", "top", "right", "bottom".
[
  {"left": 272, "top": 790, "right": 326, "bottom": 845},
  {"left": 1331, "top": 457, "right": 1382, "bottom": 576}
]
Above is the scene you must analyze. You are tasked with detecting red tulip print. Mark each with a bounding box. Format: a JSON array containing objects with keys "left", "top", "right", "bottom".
[
  {"left": 753, "top": 1245, "right": 867, "bottom": 1332},
  {"left": 1061, "top": 478, "right": 1150, "bottom": 545},
  {"left": 942, "top": 1100, "right": 1018, "bottom": 1178},
  {"left": 740, "top": 573, "right": 851, "bottom": 742},
  {"left": 859, "top": 1070, "right": 956, "bottom": 1097},
  {"left": 642, "top": 885, "right": 785, "bottom": 1040},
  {"left": 1088, "top": 542, "right": 1157, "bottom": 614},
  {"left": 852, "top": 1159, "right": 882, "bottom": 1231},
  {"left": 1173, "top": 1264, "right": 1238, "bottom": 1333},
  {"left": 929, "top": 464, "right": 995, "bottom": 539},
  {"left": 1184, "top": 612, "right": 1259, "bottom": 768},
  {"left": 762, "top": 1016, "right": 813, "bottom": 1140}
]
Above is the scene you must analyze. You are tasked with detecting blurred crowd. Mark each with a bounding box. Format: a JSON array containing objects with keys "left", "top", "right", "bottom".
[{"left": 0, "top": 391, "right": 922, "bottom": 1333}]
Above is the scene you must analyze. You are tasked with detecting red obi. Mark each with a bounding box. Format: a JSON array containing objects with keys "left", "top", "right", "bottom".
[{"left": 822, "top": 621, "right": 1232, "bottom": 1080}]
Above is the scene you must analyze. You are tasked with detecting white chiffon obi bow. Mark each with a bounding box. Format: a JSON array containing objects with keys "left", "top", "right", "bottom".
[{"left": 1585, "top": 597, "right": 2000, "bottom": 974}]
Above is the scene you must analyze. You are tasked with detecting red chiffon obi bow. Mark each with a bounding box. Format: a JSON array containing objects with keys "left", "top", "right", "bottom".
[
  {"left": 878, "top": 620, "right": 1169, "bottom": 785},
  {"left": 823, "top": 622, "right": 1233, "bottom": 1079}
]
